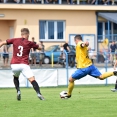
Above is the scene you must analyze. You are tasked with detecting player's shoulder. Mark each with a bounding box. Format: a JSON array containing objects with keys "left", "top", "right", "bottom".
[
  {"left": 77, "top": 41, "right": 85, "bottom": 47},
  {"left": 28, "top": 40, "right": 37, "bottom": 44},
  {"left": 26, "top": 40, "right": 34, "bottom": 44},
  {"left": 10, "top": 38, "right": 22, "bottom": 41},
  {"left": 7, "top": 37, "right": 20, "bottom": 40},
  {"left": 12, "top": 38, "right": 31, "bottom": 44},
  {"left": 25, "top": 40, "right": 37, "bottom": 47},
  {"left": 7, "top": 38, "right": 22, "bottom": 43},
  {"left": 13, "top": 37, "right": 22, "bottom": 40}
]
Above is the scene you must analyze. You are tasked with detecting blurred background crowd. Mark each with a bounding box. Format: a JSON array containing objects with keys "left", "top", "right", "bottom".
[{"left": 0, "top": 0, "right": 117, "bottom": 5}]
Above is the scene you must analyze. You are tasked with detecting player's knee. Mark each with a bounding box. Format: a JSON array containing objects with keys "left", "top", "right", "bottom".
[
  {"left": 13, "top": 75, "right": 19, "bottom": 79},
  {"left": 28, "top": 76, "right": 35, "bottom": 82},
  {"left": 69, "top": 77, "right": 75, "bottom": 82},
  {"left": 98, "top": 76, "right": 103, "bottom": 80}
]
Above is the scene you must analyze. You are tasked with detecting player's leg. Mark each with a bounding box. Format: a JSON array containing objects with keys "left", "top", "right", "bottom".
[
  {"left": 13, "top": 75, "right": 21, "bottom": 100},
  {"left": 11, "top": 64, "right": 21, "bottom": 101},
  {"left": 28, "top": 77, "right": 44, "bottom": 100},
  {"left": 114, "top": 79, "right": 117, "bottom": 89},
  {"left": 67, "top": 77, "right": 75, "bottom": 98},
  {"left": 13, "top": 76, "right": 20, "bottom": 93},
  {"left": 98, "top": 71, "right": 116, "bottom": 80},
  {"left": 22, "top": 64, "right": 44, "bottom": 100},
  {"left": 65, "top": 68, "right": 87, "bottom": 98},
  {"left": 89, "top": 64, "right": 117, "bottom": 80},
  {"left": 111, "top": 79, "right": 117, "bottom": 92}
]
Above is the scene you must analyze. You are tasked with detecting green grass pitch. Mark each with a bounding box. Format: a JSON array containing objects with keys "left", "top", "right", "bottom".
[{"left": 0, "top": 85, "right": 117, "bottom": 117}]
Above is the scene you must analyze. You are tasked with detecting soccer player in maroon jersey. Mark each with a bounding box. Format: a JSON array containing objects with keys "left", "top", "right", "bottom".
[{"left": 0, "top": 28, "right": 44, "bottom": 101}]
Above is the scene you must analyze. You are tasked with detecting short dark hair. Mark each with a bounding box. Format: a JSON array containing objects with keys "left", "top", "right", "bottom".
[
  {"left": 74, "top": 35, "right": 82, "bottom": 40},
  {"left": 21, "top": 28, "right": 30, "bottom": 34}
]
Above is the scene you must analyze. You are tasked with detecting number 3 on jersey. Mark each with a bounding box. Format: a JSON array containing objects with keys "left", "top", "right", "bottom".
[{"left": 17, "top": 46, "right": 23, "bottom": 57}]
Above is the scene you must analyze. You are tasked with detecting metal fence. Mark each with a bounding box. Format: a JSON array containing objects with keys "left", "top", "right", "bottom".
[
  {"left": 0, "top": 51, "right": 116, "bottom": 86},
  {"left": 0, "top": 51, "right": 115, "bottom": 70},
  {"left": 0, "top": 51, "right": 115, "bottom": 68},
  {"left": 98, "top": 34, "right": 117, "bottom": 42}
]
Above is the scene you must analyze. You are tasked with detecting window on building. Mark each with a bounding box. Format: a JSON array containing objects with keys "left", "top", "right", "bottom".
[
  {"left": 98, "top": 22, "right": 103, "bottom": 41},
  {"left": 113, "top": 23, "right": 117, "bottom": 34},
  {"left": 105, "top": 22, "right": 111, "bottom": 34},
  {"left": 39, "top": 20, "right": 65, "bottom": 41},
  {"left": 98, "top": 22, "right": 103, "bottom": 36}
]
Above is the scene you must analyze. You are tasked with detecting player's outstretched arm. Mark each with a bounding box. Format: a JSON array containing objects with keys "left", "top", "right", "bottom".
[
  {"left": 80, "top": 42, "right": 89, "bottom": 48},
  {"left": 37, "top": 44, "right": 42, "bottom": 50},
  {"left": 0, "top": 40, "right": 7, "bottom": 48}
]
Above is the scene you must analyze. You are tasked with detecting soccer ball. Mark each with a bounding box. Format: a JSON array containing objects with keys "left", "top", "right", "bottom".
[{"left": 60, "top": 91, "right": 68, "bottom": 99}]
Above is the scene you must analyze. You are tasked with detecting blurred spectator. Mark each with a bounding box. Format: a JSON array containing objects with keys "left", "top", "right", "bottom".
[
  {"left": 67, "top": 0, "right": 70, "bottom": 4},
  {"left": 34, "top": 0, "right": 41, "bottom": 3},
  {"left": 28, "top": 50, "right": 32, "bottom": 65},
  {"left": 3, "top": 45, "right": 10, "bottom": 67},
  {"left": 73, "top": 0, "right": 76, "bottom": 4},
  {"left": 111, "top": 0, "right": 115, "bottom": 5},
  {"left": 50, "top": 0, "right": 57, "bottom": 4},
  {"left": 13, "top": 0, "right": 20, "bottom": 3},
  {"left": 88, "top": 47, "right": 96, "bottom": 64},
  {"left": 30, "top": 37, "right": 37, "bottom": 66},
  {"left": 60, "top": 43, "right": 63, "bottom": 52},
  {"left": 58, "top": 52, "right": 66, "bottom": 67},
  {"left": 63, "top": 41, "right": 70, "bottom": 52},
  {"left": 98, "top": 50, "right": 105, "bottom": 63},
  {"left": 87, "top": 0, "right": 96, "bottom": 4},
  {"left": 58, "top": 44, "right": 66, "bottom": 66},
  {"left": 0, "top": 0, "right": 3, "bottom": 2},
  {"left": 110, "top": 41, "right": 117, "bottom": 66},
  {"left": 26, "top": 0, "right": 31, "bottom": 3},
  {"left": 45, "top": 0, "right": 57, "bottom": 4},
  {"left": 58, "top": 44, "right": 64, "bottom": 62},
  {"left": 63, "top": 41, "right": 75, "bottom": 67},
  {"left": 45, "top": 0, "right": 49, "bottom": 3},
  {"left": 12, "top": 0, "right": 32, "bottom": 3},
  {"left": 0, "top": 39, "right": 2, "bottom": 60},
  {"left": 102, "top": 0, "right": 114, "bottom": 5},
  {"left": 39, "top": 41, "right": 45, "bottom": 67},
  {"left": 103, "top": 0, "right": 109, "bottom": 5}
]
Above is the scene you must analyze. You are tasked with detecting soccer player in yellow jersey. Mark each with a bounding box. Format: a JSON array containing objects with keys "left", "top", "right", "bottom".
[{"left": 63, "top": 35, "right": 117, "bottom": 99}]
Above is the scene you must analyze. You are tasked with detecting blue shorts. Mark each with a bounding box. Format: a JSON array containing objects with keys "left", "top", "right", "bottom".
[
  {"left": 3, "top": 54, "right": 9, "bottom": 59},
  {"left": 72, "top": 65, "right": 102, "bottom": 80}
]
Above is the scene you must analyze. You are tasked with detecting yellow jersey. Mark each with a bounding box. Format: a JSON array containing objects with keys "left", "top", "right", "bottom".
[{"left": 76, "top": 41, "right": 92, "bottom": 68}]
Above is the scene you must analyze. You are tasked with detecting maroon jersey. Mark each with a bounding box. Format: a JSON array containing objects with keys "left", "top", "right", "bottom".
[{"left": 6, "top": 38, "right": 39, "bottom": 65}]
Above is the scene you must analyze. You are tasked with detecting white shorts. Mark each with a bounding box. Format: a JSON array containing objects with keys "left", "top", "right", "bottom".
[{"left": 11, "top": 64, "right": 34, "bottom": 78}]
